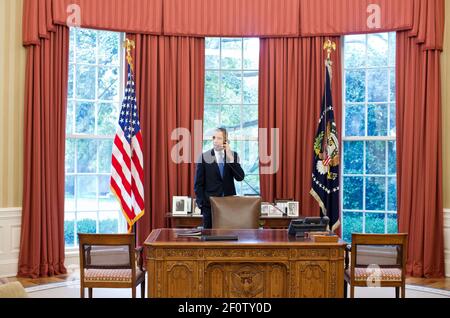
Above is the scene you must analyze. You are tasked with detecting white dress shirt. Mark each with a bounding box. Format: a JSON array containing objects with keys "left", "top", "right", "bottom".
[{"left": 215, "top": 150, "right": 225, "bottom": 163}]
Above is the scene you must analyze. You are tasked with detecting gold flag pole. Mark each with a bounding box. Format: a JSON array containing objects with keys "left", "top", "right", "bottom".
[
  {"left": 122, "top": 38, "right": 137, "bottom": 237},
  {"left": 323, "top": 39, "right": 336, "bottom": 61},
  {"left": 323, "top": 39, "right": 336, "bottom": 80},
  {"left": 123, "top": 38, "right": 136, "bottom": 71},
  {"left": 322, "top": 39, "right": 336, "bottom": 179}
]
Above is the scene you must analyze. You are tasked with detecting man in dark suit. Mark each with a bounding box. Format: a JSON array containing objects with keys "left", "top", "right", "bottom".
[{"left": 194, "top": 128, "right": 245, "bottom": 229}]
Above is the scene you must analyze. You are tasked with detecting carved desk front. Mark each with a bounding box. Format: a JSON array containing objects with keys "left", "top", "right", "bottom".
[{"left": 144, "top": 229, "right": 346, "bottom": 298}]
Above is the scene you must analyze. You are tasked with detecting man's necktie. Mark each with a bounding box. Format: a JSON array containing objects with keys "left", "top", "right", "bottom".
[{"left": 218, "top": 154, "right": 224, "bottom": 178}]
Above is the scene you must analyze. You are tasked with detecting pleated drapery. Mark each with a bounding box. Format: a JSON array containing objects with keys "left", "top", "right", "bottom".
[
  {"left": 396, "top": 31, "right": 445, "bottom": 277},
  {"left": 258, "top": 37, "right": 342, "bottom": 218},
  {"left": 18, "top": 25, "right": 69, "bottom": 278}
]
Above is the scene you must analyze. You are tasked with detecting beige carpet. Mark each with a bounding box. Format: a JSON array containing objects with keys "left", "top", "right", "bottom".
[{"left": 25, "top": 280, "right": 450, "bottom": 298}]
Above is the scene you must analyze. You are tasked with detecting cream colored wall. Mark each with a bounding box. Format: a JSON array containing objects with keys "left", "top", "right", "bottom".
[
  {"left": 0, "top": 0, "right": 25, "bottom": 208},
  {"left": 443, "top": 3, "right": 450, "bottom": 209}
]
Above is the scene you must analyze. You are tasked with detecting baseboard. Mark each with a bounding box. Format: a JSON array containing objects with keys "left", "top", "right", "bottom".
[
  {"left": 65, "top": 250, "right": 80, "bottom": 273},
  {"left": 406, "top": 284, "right": 450, "bottom": 297},
  {"left": 445, "top": 208, "right": 450, "bottom": 226},
  {"left": 0, "top": 207, "right": 21, "bottom": 278},
  {"left": 0, "top": 260, "right": 19, "bottom": 278},
  {"left": 445, "top": 209, "right": 450, "bottom": 278}
]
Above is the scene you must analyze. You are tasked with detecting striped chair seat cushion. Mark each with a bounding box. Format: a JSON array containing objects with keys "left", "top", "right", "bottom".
[
  {"left": 84, "top": 269, "right": 143, "bottom": 283},
  {"left": 346, "top": 267, "right": 402, "bottom": 282}
]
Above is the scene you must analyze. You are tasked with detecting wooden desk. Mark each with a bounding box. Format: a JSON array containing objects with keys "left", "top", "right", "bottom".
[
  {"left": 167, "top": 213, "right": 297, "bottom": 229},
  {"left": 145, "top": 228, "right": 345, "bottom": 298}
]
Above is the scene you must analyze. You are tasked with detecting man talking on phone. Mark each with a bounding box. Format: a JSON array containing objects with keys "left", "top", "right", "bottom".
[{"left": 194, "top": 127, "right": 245, "bottom": 229}]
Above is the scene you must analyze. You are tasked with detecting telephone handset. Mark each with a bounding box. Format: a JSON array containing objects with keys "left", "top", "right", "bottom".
[{"left": 223, "top": 133, "right": 228, "bottom": 146}]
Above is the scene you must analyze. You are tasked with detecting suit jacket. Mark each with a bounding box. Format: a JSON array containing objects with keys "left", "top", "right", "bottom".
[{"left": 194, "top": 149, "right": 245, "bottom": 208}]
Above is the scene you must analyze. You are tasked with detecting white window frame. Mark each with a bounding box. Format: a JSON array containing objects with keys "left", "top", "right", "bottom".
[
  {"left": 204, "top": 38, "right": 260, "bottom": 195},
  {"left": 340, "top": 33, "right": 397, "bottom": 239},
  {"left": 65, "top": 28, "right": 127, "bottom": 250}
]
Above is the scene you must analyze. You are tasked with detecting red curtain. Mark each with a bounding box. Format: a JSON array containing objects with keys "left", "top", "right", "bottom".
[
  {"left": 18, "top": 25, "right": 69, "bottom": 278},
  {"left": 23, "top": 0, "right": 163, "bottom": 45},
  {"left": 298, "top": 0, "right": 444, "bottom": 50},
  {"left": 258, "top": 37, "right": 342, "bottom": 218},
  {"left": 52, "top": 0, "right": 163, "bottom": 35},
  {"left": 162, "top": 0, "right": 300, "bottom": 37},
  {"left": 24, "top": 0, "right": 443, "bottom": 48},
  {"left": 396, "top": 31, "right": 445, "bottom": 278},
  {"left": 408, "top": 0, "right": 445, "bottom": 50},
  {"left": 127, "top": 34, "right": 205, "bottom": 246},
  {"left": 299, "top": 0, "right": 413, "bottom": 36}
]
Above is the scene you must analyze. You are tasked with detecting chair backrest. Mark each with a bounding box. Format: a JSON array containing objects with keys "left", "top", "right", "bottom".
[
  {"left": 210, "top": 196, "right": 261, "bottom": 229},
  {"left": 351, "top": 233, "right": 408, "bottom": 271},
  {"left": 78, "top": 233, "right": 136, "bottom": 270}
]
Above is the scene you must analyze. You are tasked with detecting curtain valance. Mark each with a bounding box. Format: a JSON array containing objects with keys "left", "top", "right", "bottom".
[
  {"left": 23, "top": 0, "right": 163, "bottom": 45},
  {"left": 23, "top": 0, "right": 444, "bottom": 49}
]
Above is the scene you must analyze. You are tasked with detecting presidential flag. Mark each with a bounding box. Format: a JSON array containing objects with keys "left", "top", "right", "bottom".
[
  {"left": 110, "top": 63, "right": 144, "bottom": 233},
  {"left": 310, "top": 60, "right": 340, "bottom": 232}
]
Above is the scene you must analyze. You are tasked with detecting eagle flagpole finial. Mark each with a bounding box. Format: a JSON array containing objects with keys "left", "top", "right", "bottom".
[
  {"left": 323, "top": 39, "right": 336, "bottom": 61},
  {"left": 123, "top": 38, "right": 136, "bottom": 71}
]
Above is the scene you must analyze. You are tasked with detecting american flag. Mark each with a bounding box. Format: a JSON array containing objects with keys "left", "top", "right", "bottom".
[{"left": 110, "top": 64, "right": 144, "bottom": 233}]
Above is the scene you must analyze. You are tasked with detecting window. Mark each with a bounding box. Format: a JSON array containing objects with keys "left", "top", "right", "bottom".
[
  {"left": 65, "top": 28, "right": 126, "bottom": 247},
  {"left": 204, "top": 38, "right": 260, "bottom": 195},
  {"left": 342, "top": 33, "right": 397, "bottom": 243}
]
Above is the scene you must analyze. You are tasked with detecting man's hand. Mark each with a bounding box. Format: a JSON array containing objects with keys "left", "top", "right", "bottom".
[{"left": 224, "top": 142, "right": 235, "bottom": 163}]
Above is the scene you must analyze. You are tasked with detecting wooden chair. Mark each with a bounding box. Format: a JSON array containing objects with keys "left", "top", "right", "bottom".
[
  {"left": 78, "top": 233, "right": 146, "bottom": 298},
  {"left": 344, "top": 233, "right": 408, "bottom": 298}
]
